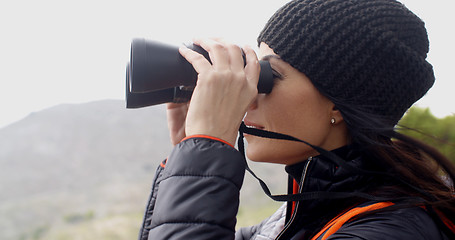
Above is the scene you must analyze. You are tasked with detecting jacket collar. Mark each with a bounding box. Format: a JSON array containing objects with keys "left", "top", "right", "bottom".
[
  {"left": 285, "top": 145, "right": 356, "bottom": 184},
  {"left": 281, "top": 145, "right": 378, "bottom": 235}
]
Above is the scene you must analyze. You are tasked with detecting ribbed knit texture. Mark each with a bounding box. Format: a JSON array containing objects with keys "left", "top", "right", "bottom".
[{"left": 258, "top": 0, "right": 434, "bottom": 125}]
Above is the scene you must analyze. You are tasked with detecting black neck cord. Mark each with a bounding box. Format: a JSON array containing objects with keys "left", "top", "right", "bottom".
[{"left": 237, "top": 122, "right": 430, "bottom": 203}]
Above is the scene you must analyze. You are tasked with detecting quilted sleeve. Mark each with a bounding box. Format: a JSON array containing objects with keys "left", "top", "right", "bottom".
[{"left": 147, "top": 136, "right": 246, "bottom": 240}]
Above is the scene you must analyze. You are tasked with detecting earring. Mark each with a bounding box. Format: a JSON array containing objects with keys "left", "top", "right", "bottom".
[{"left": 330, "top": 118, "right": 336, "bottom": 124}]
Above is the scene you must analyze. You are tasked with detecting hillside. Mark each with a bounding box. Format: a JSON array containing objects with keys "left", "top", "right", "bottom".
[{"left": 0, "top": 100, "right": 285, "bottom": 240}]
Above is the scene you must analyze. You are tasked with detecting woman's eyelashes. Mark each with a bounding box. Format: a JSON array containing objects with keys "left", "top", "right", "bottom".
[{"left": 272, "top": 68, "right": 283, "bottom": 80}]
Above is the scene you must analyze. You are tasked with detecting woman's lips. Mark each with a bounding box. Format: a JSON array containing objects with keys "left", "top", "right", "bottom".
[{"left": 243, "top": 120, "right": 265, "bottom": 130}]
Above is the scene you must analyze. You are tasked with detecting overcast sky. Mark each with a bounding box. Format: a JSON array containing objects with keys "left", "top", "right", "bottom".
[{"left": 1, "top": 0, "right": 454, "bottom": 128}]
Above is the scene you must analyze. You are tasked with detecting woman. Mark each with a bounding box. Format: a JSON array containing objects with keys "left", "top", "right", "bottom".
[{"left": 139, "top": 0, "right": 455, "bottom": 239}]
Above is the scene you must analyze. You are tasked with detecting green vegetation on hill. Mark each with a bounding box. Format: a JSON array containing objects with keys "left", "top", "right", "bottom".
[{"left": 398, "top": 107, "right": 455, "bottom": 162}]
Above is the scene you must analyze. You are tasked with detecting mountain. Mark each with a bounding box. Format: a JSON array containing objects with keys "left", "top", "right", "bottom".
[{"left": 0, "top": 100, "right": 286, "bottom": 240}]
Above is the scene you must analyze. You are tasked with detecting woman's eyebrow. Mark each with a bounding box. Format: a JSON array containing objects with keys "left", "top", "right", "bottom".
[
  {"left": 260, "top": 55, "right": 282, "bottom": 61},
  {"left": 260, "top": 55, "right": 284, "bottom": 79}
]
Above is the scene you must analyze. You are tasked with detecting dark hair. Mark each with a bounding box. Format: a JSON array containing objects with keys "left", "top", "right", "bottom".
[{"left": 332, "top": 99, "right": 455, "bottom": 231}]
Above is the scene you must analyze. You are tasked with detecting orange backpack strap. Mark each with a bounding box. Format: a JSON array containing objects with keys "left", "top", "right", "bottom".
[
  {"left": 311, "top": 202, "right": 394, "bottom": 240},
  {"left": 434, "top": 208, "right": 455, "bottom": 234},
  {"left": 420, "top": 204, "right": 455, "bottom": 237}
]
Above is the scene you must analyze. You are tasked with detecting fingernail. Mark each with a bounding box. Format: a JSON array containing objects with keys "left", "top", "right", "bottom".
[
  {"left": 243, "top": 45, "right": 252, "bottom": 52},
  {"left": 179, "top": 46, "right": 189, "bottom": 52}
]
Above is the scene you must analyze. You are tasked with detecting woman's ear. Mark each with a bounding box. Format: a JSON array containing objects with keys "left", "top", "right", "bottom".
[{"left": 330, "top": 105, "right": 344, "bottom": 125}]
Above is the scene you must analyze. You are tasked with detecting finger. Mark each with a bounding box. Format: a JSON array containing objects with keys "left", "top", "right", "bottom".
[
  {"left": 179, "top": 46, "right": 212, "bottom": 74},
  {"left": 243, "top": 45, "right": 260, "bottom": 88},
  {"left": 214, "top": 38, "right": 244, "bottom": 71},
  {"left": 166, "top": 102, "right": 188, "bottom": 110},
  {"left": 193, "top": 38, "right": 229, "bottom": 70}
]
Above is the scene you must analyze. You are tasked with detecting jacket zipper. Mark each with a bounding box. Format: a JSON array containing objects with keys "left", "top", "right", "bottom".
[{"left": 275, "top": 156, "right": 314, "bottom": 240}]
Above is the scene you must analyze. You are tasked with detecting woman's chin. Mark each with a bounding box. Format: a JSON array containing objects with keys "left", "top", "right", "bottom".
[
  {"left": 246, "top": 145, "right": 268, "bottom": 162},
  {"left": 246, "top": 144, "right": 281, "bottom": 163},
  {"left": 245, "top": 136, "right": 287, "bottom": 163}
]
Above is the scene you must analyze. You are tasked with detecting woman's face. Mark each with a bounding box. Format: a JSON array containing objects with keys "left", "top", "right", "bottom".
[{"left": 244, "top": 42, "right": 349, "bottom": 165}]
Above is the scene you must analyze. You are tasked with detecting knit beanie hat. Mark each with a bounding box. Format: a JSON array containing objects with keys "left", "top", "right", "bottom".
[{"left": 257, "top": 0, "right": 434, "bottom": 126}]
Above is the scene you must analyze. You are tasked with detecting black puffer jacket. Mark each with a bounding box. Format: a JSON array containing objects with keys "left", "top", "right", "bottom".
[{"left": 139, "top": 136, "right": 449, "bottom": 240}]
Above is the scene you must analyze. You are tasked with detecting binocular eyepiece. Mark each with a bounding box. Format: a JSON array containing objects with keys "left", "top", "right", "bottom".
[{"left": 126, "top": 39, "right": 275, "bottom": 108}]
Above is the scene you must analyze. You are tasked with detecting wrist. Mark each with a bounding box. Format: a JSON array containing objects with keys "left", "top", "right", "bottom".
[{"left": 181, "top": 134, "right": 236, "bottom": 149}]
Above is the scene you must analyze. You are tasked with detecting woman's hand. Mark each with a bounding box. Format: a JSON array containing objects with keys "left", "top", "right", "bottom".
[
  {"left": 166, "top": 102, "right": 189, "bottom": 146},
  {"left": 178, "top": 39, "right": 260, "bottom": 146}
]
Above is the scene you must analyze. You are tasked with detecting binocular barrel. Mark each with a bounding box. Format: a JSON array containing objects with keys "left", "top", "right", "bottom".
[{"left": 126, "top": 39, "right": 275, "bottom": 108}]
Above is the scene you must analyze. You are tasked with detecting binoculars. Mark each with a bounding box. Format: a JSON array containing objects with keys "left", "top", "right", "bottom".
[{"left": 126, "top": 39, "right": 275, "bottom": 108}]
